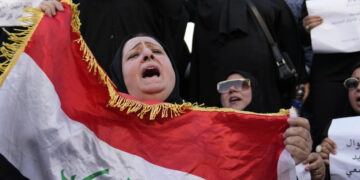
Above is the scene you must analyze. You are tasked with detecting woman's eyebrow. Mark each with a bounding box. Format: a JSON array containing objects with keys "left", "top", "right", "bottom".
[
  {"left": 145, "top": 41, "right": 161, "bottom": 48},
  {"left": 129, "top": 42, "right": 142, "bottom": 52},
  {"left": 124, "top": 42, "right": 142, "bottom": 58}
]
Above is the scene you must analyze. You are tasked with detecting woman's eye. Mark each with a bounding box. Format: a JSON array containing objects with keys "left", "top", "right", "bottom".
[
  {"left": 152, "top": 49, "right": 162, "bottom": 54},
  {"left": 128, "top": 53, "right": 139, "bottom": 60}
]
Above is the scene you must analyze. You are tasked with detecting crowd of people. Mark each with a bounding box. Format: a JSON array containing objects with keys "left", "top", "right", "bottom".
[{"left": 0, "top": 0, "right": 359, "bottom": 179}]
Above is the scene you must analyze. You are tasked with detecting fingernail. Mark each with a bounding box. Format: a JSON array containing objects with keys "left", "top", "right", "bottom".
[{"left": 60, "top": 6, "right": 64, "bottom": 11}]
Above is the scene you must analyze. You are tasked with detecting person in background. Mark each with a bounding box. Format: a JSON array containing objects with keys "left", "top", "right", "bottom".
[
  {"left": 316, "top": 62, "right": 360, "bottom": 180},
  {"left": 284, "top": 0, "right": 314, "bottom": 74},
  {"left": 188, "top": 0, "right": 307, "bottom": 112},
  {"left": 301, "top": 11, "right": 360, "bottom": 150},
  {"left": 218, "top": 71, "right": 325, "bottom": 180},
  {"left": 217, "top": 70, "right": 265, "bottom": 113},
  {"left": 112, "top": 34, "right": 312, "bottom": 166}
]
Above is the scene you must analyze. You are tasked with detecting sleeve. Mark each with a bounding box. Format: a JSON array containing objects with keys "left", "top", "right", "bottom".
[{"left": 300, "top": 2, "right": 311, "bottom": 46}]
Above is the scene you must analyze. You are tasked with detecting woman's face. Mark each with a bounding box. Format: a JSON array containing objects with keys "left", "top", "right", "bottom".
[
  {"left": 122, "top": 36, "right": 175, "bottom": 102},
  {"left": 349, "top": 67, "right": 360, "bottom": 114},
  {"left": 220, "top": 73, "right": 252, "bottom": 110}
]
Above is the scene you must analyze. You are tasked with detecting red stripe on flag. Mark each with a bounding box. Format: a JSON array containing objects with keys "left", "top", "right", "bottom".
[{"left": 24, "top": 3, "right": 289, "bottom": 179}]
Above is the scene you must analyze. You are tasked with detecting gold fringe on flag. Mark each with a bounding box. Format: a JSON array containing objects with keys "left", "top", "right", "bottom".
[
  {"left": 0, "top": 0, "right": 289, "bottom": 120},
  {"left": 67, "top": 1, "right": 288, "bottom": 119},
  {"left": 0, "top": 7, "right": 44, "bottom": 87},
  {"left": 66, "top": 0, "right": 195, "bottom": 120}
]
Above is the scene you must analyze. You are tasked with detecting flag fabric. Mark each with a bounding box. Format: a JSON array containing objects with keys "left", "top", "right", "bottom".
[{"left": 0, "top": 1, "right": 296, "bottom": 179}]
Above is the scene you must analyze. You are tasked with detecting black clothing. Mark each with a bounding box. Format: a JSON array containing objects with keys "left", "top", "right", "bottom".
[
  {"left": 300, "top": 5, "right": 360, "bottom": 149},
  {"left": 73, "top": 0, "right": 188, "bottom": 76},
  {"left": 302, "top": 54, "right": 360, "bottom": 148},
  {"left": 110, "top": 34, "right": 183, "bottom": 104},
  {"left": 189, "top": 0, "right": 306, "bottom": 112}
]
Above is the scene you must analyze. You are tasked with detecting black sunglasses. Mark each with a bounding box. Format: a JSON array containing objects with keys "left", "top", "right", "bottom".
[{"left": 344, "top": 77, "right": 359, "bottom": 89}]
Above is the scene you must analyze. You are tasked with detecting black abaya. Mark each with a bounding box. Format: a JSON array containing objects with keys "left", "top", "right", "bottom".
[
  {"left": 189, "top": 0, "right": 306, "bottom": 112},
  {"left": 73, "top": 0, "right": 188, "bottom": 76},
  {"left": 302, "top": 53, "right": 360, "bottom": 148}
]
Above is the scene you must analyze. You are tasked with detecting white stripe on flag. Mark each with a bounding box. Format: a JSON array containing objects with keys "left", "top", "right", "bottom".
[{"left": 0, "top": 52, "right": 203, "bottom": 180}]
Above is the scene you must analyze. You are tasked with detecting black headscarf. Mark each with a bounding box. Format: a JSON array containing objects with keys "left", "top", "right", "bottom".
[
  {"left": 221, "top": 70, "right": 266, "bottom": 113},
  {"left": 109, "top": 33, "right": 182, "bottom": 104},
  {"left": 351, "top": 61, "right": 360, "bottom": 75}
]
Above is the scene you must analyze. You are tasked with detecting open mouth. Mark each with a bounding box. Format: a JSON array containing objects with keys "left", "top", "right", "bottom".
[
  {"left": 357, "top": 97, "right": 360, "bottom": 103},
  {"left": 142, "top": 66, "right": 160, "bottom": 78},
  {"left": 229, "top": 96, "right": 241, "bottom": 103}
]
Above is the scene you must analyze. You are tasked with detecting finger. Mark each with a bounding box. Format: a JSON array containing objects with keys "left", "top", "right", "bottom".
[
  {"left": 306, "top": 155, "right": 322, "bottom": 171},
  {"left": 284, "top": 136, "right": 310, "bottom": 153},
  {"left": 323, "top": 138, "right": 337, "bottom": 149},
  {"left": 303, "top": 153, "right": 317, "bottom": 164},
  {"left": 43, "top": 5, "right": 53, "bottom": 17},
  {"left": 324, "top": 159, "right": 329, "bottom": 166},
  {"left": 54, "top": 1, "right": 64, "bottom": 11},
  {"left": 303, "top": 17, "right": 322, "bottom": 27},
  {"left": 286, "top": 144, "right": 309, "bottom": 164},
  {"left": 319, "top": 152, "right": 328, "bottom": 158},
  {"left": 287, "top": 117, "right": 310, "bottom": 131},
  {"left": 303, "top": 16, "right": 322, "bottom": 24},
  {"left": 283, "top": 126, "right": 311, "bottom": 142},
  {"left": 321, "top": 142, "right": 335, "bottom": 154},
  {"left": 308, "top": 20, "right": 323, "bottom": 30},
  {"left": 312, "top": 173, "right": 324, "bottom": 180},
  {"left": 305, "top": 17, "right": 323, "bottom": 24},
  {"left": 319, "top": 152, "right": 329, "bottom": 164},
  {"left": 49, "top": 2, "right": 56, "bottom": 16},
  {"left": 39, "top": 3, "right": 51, "bottom": 17}
]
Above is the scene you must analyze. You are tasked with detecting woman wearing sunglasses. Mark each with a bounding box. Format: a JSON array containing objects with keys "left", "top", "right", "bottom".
[
  {"left": 217, "top": 70, "right": 265, "bottom": 113},
  {"left": 218, "top": 70, "right": 326, "bottom": 180},
  {"left": 314, "top": 62, "right": 360, "bottom": 179}
]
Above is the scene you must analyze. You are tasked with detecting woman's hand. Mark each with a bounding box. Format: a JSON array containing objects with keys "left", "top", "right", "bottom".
[
  {"left": 302, "top": 15, "right": 323, "bottom": 32},
  {"left": 283, "top": 117, "right": 312, "bottom": 164},
  {"left": 317, "top": 137, "right": 337, "bottom": 166},
  {"left": 39, "top": 0, "right": 63, "bottom": 17},
  {"left": 304, "top": 153, "right": 326, "bottom": 180}
]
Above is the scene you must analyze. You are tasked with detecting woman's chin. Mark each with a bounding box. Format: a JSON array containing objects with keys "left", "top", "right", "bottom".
[{"left": 132, "top": 87, "right": 172, "bottom": 102}]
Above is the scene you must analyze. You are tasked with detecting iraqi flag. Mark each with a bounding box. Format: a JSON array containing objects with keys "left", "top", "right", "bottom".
[{"left": 0, "top": 1, "right": 297, "bottom": 179}]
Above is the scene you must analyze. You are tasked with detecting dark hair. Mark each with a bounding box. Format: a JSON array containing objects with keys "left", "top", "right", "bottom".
[
  {"left": 221, "top": 70, "right": 265, "bottom": 113},
  {"left": 109, "top": 33, "right": 182, "bottom": 103}
]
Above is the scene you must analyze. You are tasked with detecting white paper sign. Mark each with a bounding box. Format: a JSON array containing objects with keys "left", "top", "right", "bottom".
[
  {"left": 306, "top": 0, "right": 360, "bottom": 53},
  {"left": 328, "top": 116, "right": 360, "bottom": 180},
  {"left": 0, "top": 0, "right": 43, "bottom": 26}
]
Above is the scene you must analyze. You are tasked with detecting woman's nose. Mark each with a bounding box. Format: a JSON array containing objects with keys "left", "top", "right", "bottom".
[
  {"left": 228, "top": 85, "right": 238, "bottom": 93},
  {"left": 143, "top": 48, "right": 154, "bottom": 61}
]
